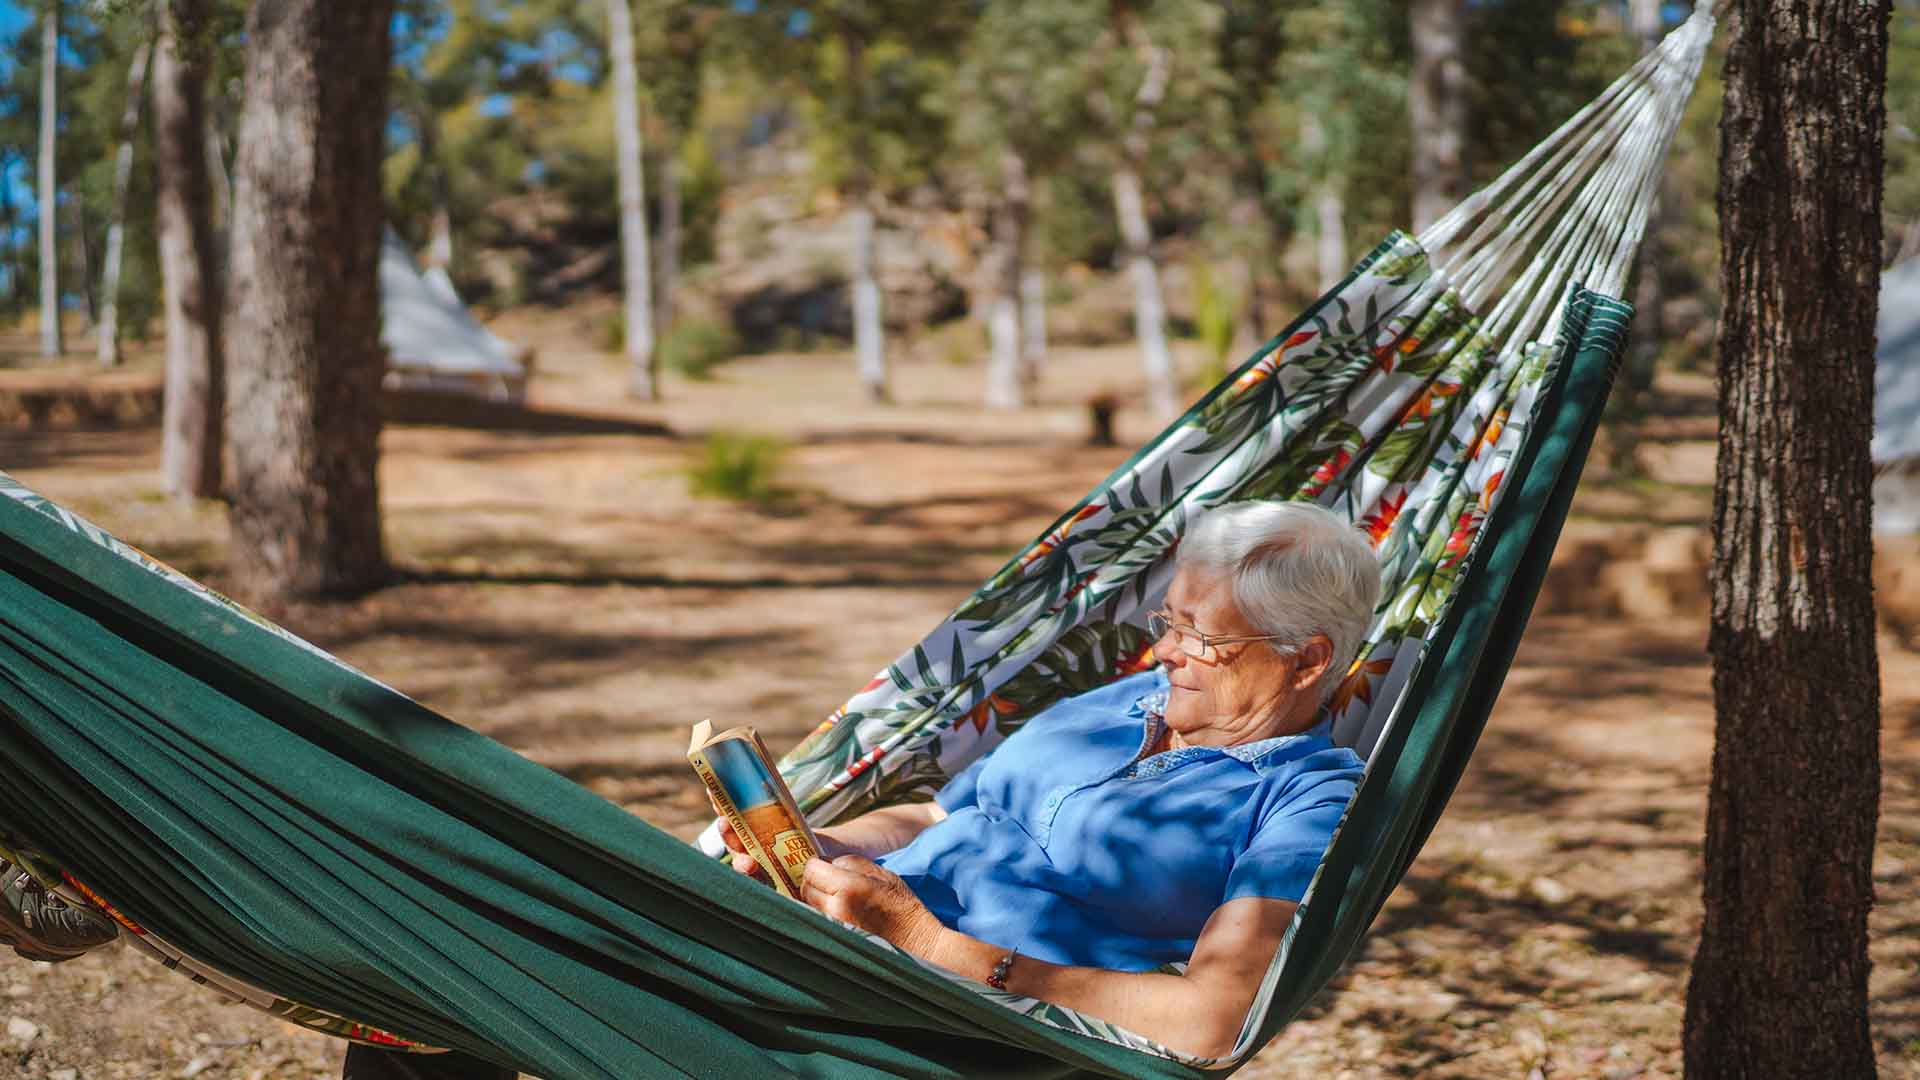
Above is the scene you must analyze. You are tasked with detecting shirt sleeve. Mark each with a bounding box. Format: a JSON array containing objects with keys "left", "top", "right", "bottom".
[{"left": 1222, "top": 766, "right": 1358, "bottom": 904}]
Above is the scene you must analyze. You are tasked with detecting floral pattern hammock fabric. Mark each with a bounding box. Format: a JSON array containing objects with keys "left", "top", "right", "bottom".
[{"left": 0, "top": 231, "right": 1631, "bottom": 1079}]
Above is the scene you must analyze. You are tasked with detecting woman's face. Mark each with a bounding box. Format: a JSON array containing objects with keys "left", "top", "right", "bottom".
[{"left": 1149, "top": 567, "right": 1324, "bottom": 746}]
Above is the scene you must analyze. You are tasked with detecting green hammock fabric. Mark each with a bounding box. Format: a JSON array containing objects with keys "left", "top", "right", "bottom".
[{"left": 0, "top": 232, "right": 1629, "bottom": 1079}]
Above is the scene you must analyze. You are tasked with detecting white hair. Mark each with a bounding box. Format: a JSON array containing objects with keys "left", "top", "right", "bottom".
[{"left": 1176, "top": 501, "right": 1383, "bottom": 701}]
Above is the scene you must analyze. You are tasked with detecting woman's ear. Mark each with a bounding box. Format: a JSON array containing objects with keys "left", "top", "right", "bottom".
[{"left": 1290, "top": 634, "right": 1336, "bottom": 692}]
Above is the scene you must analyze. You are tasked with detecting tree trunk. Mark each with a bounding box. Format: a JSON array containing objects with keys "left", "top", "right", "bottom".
[
  {"left": 410, "top": 101, "right": 452, "bottom": 271},
  {"left": 65, "top": 195, "right": 94, "bottom": 332},
  {"left": 1408, "top": 0, "right": 1468, "bottom": 233},
  {"left": 1020, "top": 263, "right": 1046, "bottom": 385},
  {"left": 205, "top": 113, "right": 231, "bottom": 235},
  {"left": 98, "top": 36, "right": 154, "bottom": 367},
  {"left": 155, "top": 0, "right": 224, "bottom": 500},
  {"left": 841, "top": 29, "right": 888, "bottom": 404},
  {"left": 1229, "top": 187, "right": 1265, "bottom": 356},
  {"left": 607, "top": 0, "right": 656, "bottom": 400},
  {"left": 656, "top": 143, "right": 680, "bottom": 345},
  {"left": 1111, "top": 13, "right": 1177, "bottom": 418},
  {"left": 1302, "top": 113, "right": 1348, "bottom": 291},
  {"left": 38, "top": 8, "right": 62, "bottom": 358},
  {"left": 850, "top": 196, "right": 889, "bottom": 402},
  {"left": 1682, "top": 2, "right": 1888, "bottom": 1076},
  {"left": 226, "top": 0, "right": 393, "bottom": 599},
  {"left": 985, "top": 149, "right": 1030, "bottom": 409},
  {"left": 1610, "top": 0, "right": 1669, "bottom": 473}
]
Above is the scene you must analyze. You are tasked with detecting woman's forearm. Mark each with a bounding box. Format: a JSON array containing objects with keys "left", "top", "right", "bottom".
[
  {"left": 815, "top": 802, "right": 947, "bottom": 859},
  {"left": 923, "top": 931, "right": 1248, "bottom": 1060}
]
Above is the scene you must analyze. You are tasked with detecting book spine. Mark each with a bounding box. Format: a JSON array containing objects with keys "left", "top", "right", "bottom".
[{"left": 689, "top": 750, "right": 811, "bottom": 899}]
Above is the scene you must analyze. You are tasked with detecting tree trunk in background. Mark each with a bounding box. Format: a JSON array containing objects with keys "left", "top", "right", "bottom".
[
  {"left": 98, "top": 37, "right": 153, "bottom": 367},
  {"left": 1683, "top": 2, "right": 1887, "bottom": 1075},
  {"left": 0, "top": 170, "right": 17, "bottom": 308},
  {"left": 204, "top": 114, "right": 230, "bottom": 235},
  {"left": 226, "top": 0, "right": 393, "bottom": 599},
  {"left": 1302, "top": 114, "right": 1348, "bottom": 291},
  {"left": 607, "top": 0, "right": 656, "bottom": 400},
  {"left": 842, "top": 29, "right": 888, "bottom": 404},
  {"left": 656, "top": 143, "right": 680, "bottom": 344},
  {"left": 1020, "top": 264, "right": 1046, "bottom": 384},
  {"left": 850, "top": 196, "right": 888, "bottom": 402},
  {"left": 1229, "top": 185, "right": 1265, "bottom": 356},
  {"left": 155, "top": 0, "right": 224, "bottom": 500},
  {"left": 38, "top": 8, "right": 62, "bottom": 358},
  {"left": 1611, "top": 0, "right": 1669, "bottom": 472},
  {"left": 1408, "top": 0, "right": 1467, "bottom": 233},
  {"left": 985, "top": 149, "right": 1030, "bottom": 409},
  {"left": 413, "top": 104, "right": 453, "bottom": 271},
  {"left": 65, "top": 196, "right": 94, "bottom": 331},
  {"left": 1112, "top": 12, "right": 1176, "bottom": 418}
]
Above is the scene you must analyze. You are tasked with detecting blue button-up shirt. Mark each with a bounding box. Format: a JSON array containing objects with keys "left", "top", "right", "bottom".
[{"left": 876, "top": 670, "right": 1364, "bottom": 971}]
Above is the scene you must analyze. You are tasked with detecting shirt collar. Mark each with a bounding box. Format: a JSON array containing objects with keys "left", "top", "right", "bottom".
[{"left": 1131, "top": 678, "right": 1331, "bottom": 770}]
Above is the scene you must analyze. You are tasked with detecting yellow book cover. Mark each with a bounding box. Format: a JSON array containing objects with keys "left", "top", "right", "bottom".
[{"left": 687, "top": 720, "right": 820, "bottom": 899}]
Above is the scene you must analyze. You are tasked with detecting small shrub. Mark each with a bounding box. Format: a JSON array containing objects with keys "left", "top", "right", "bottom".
[
  {"left": 1189, "top": 260, "right": 1240, "bottom": 391},
  {"left": 686, "top": 431, "right": 788, "bottom": 503},
  {"left": 661, "top": 318, "right": 742, "bottom": 380},
  {"left": 600, "top": 312, "right": 626, "bottom": 353}
]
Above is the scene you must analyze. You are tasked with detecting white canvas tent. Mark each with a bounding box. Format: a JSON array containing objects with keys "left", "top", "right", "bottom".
[
  {"left": 381, "top": 228, "right": 529, "bottom": 404},
  {"left": 1875, "top": 258, "right": 1920, "bottom": 533}
]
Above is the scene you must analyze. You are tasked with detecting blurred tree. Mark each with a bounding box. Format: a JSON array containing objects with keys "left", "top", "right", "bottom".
[
  {"left": 227, "top": 0, "right": 394, "bottom": 600},
  {"left": 641, "top": 0, "right": 714, "bottom": 345},
  {"left": 607, "top": 0, "right": 656, "bottom": 399},
  {"left": 1102, "top": 0, "right": 1180, "bottom": 417},
  {"left": 740, "top": 0, "right": 971, "bottom": 403},
  {"left": 39, "top": 3, "right": 62, "bottom": 356},
  {"left": 156, "top": 0, "right": 225, "bottom": 499},
  {"left": 1212, "top": 0, "right": 1292, "bottom": 342},
  {"left": 958, "top": 1, "right": 1104, "bottom": 408},
  {"left": 1886, "top": 2, "right": 1919, "bottom": 263},
  {"left": 96, "top": 10, "right": 153, "bottom": 367},
  {"left": 1684, "top": 0, "right": 1887, "bottom": 1074},
  {"left": 1407, "top": 0, "right": 1466, "bottom": 232}
]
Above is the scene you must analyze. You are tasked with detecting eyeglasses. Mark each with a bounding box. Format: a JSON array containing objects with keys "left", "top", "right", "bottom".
[{"left": 1146, "top": 610, "right": 1294, "bottom": 663}]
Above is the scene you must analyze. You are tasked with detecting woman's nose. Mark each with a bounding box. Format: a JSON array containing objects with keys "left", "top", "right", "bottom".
[{"left": 1151, "top": 633, "right": 1186, "bottom": 667}]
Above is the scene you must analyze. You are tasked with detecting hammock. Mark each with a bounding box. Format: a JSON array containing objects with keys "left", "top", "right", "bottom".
[{"left": 0, "top": 12, "right": 1710, "bottom": 1079}]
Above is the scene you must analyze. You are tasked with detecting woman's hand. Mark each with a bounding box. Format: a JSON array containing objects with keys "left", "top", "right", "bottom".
[
  {"left": 714, "top": 815, "right": 853, "bottom": 881},
  {"left": 801, "top": 855, "right": 949, "bottom": 963}
]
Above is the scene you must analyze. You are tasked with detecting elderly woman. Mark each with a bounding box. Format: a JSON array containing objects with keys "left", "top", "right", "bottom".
[{"left": 720, "top": 500, "right": 1381, "bottom": 1059}]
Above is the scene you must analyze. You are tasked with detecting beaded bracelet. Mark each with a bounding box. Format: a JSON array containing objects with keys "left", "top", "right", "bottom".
[{"left": 986, "top": 949, "right": 1018, "bottom": 991}]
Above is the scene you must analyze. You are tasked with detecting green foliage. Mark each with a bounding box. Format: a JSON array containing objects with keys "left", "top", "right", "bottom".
[
  {"left": 685, "top": 430, "right": 789, "bottom": 503},
  {"left": 660, "top": 317, "right": 741, "bottom": 379}
]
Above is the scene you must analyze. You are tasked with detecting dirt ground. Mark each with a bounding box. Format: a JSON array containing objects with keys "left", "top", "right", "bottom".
[{"left": 0, "top": 312, "right": 1914, "bottom": 1079}]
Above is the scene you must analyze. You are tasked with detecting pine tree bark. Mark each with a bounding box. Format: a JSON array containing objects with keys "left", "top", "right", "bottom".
[
  {"left": 155, "top": 0, "right": 224, "bottom": 500},
  {"left": 98, "top": 36, "right": 153, "bottom": 367},
  {"left": 607, "top": 0, "right": 656, "bottom": 400},
  {"left": 38, "top": 8, "right": 62, "bottom": 358},
  {"left": 1408, "top": 0, "right": 1468, "bottom": 233},
  {"left": 226, "top": 0, "right": 393, "bottom": 599},
  {"left": 985, "top": 148, "right": 1030, "bottom": 410},
  {"left": 1683, "top": 2, "right": 1889, "bottom": 1076}
]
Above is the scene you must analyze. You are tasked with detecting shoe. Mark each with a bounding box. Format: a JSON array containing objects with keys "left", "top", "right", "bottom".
[{"left": 0, "top": 859, "right": 118, "bottom": 962}]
